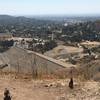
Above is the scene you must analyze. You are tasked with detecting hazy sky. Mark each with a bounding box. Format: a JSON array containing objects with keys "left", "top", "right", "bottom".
[{"left": 0, "top": 0, "right": 100, "bottom": 16}]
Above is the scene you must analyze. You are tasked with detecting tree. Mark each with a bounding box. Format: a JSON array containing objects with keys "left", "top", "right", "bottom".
[{"left": 43, "top": 40, "right": 57, "bottom": 51}]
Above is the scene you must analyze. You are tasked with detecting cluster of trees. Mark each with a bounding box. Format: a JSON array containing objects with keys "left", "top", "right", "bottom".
[
  {"left": 60, "top": 21, "right": 100, "bottom": 42},
  {"left": 28, "top": 40, "right": 57, "bottom": 54},
  {"left": 0, "top": 15, "right": 100, "bottom": 44},
  {"left": 0, "top": 15, "right": 61, "bottom": 39},
  {"left": 0, "top": 40, "right": 14, "bottom": 52}
]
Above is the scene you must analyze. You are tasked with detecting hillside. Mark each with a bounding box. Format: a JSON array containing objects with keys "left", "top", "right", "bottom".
[
  {"left": 0, "top": 46, "right": 77, "bottom": 79},
  {"left": 0, "top": 15, "right": 36, "bottom": 24},
  {"left": 44, "top": 45, "right": 83, "bottom": 64}
]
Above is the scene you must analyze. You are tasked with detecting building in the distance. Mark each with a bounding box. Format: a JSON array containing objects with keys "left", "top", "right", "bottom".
[{"left": 0, "top": 33, "right": 13, "bottom": 41}]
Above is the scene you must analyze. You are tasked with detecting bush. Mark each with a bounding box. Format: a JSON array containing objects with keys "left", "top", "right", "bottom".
[{"left": 0, "top": 40, "right": 14, "bottom": 52}]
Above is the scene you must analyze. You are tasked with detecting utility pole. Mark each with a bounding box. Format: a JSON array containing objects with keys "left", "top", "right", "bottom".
[{"left": 51, "top": 32, "right": 54, "bottom": 41}]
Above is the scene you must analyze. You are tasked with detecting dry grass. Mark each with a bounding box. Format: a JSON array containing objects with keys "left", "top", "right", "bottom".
[{"left": 0, "top": 73, "right": 100, "bottom": 100}]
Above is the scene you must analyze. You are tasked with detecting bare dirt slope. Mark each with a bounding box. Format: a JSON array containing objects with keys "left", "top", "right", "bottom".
[
  {"left": 0, "top": 46, "right": 76, "bottom": 77},
  {"left": 44, "top": 45, "right": 83, "bottom": 58},
  {"left": 0, "top": 75, "right": 100, "bottom": 100}
]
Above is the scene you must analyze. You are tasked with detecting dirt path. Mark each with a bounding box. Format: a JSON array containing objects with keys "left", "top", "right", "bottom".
[
  {"left": 0, "top": 78, "right": 56, "bottom": 100},
  {"left": 0, "top": 75, "right": 100, "bottom": 100}
]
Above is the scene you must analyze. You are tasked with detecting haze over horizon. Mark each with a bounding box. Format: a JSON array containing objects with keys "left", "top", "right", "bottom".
[{"left": 0, "top": 0, "right": 100, "bottom": 16}]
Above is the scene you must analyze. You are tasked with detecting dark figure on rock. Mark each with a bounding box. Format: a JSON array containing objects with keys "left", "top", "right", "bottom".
[
  {"left": 4, "top": 88, "right": 11, "bottom": 100},
  {"left": 69, "top": 78, "right": 74, "bottom": 89}
]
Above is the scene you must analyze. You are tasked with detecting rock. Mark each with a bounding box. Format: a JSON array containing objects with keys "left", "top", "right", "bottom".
[{"left": 59, "top": 96, "right": 65, "bottom": 100}]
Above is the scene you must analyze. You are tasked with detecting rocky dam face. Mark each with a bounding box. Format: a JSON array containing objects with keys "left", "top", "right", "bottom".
[{"left": 0, "top": 47, "right": 76, "bottom": 78}]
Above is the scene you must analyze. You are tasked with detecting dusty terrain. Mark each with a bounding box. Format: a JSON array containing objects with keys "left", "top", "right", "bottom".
[
  {"left": 80, "top": 41, "right": 100, "bottom": 48},
  {"left": 0, "top": 43, "right": 100, "bottom": 100},
  {"left": 44, "top": 45, "right": 83, "bottom": 58},
  {"left": 0, "top": 74, "right": 100, "bottom": 100}
]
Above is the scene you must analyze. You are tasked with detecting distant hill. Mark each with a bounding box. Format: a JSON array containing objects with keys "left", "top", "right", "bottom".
[
  {"left": 0, "top": 15, "right": 36, "bottom": 25},
  {"left": 0, "top": 15, "right": 100, "bottom": 23},
  {"left": 0, "top": 15, "right": 55, "bottom": 27}
]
